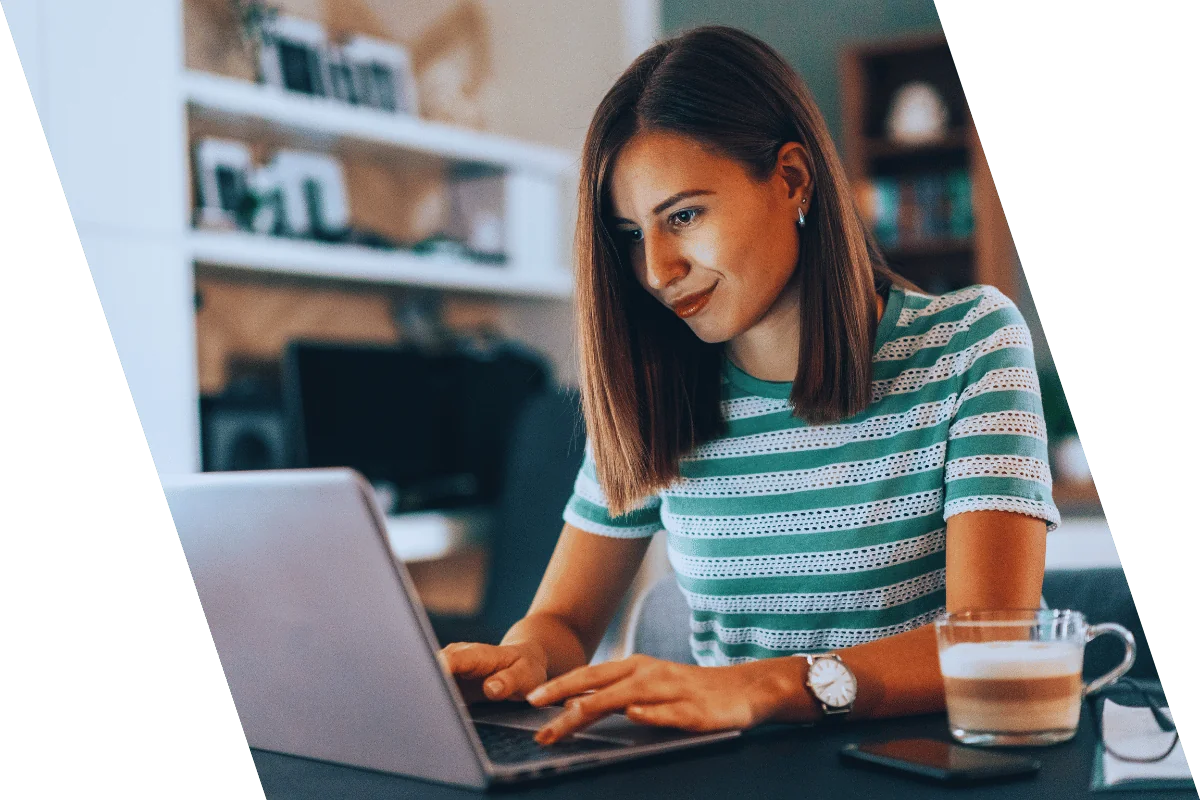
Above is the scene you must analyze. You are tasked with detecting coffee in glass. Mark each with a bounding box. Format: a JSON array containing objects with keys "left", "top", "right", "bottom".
[{"left": 934, "top": 609, "right": 1135, "bottom": 746}]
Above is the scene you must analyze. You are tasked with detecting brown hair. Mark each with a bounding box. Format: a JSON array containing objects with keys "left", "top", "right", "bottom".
[{"left": 575, "top": 25, "right": 913, "bottom": 515}]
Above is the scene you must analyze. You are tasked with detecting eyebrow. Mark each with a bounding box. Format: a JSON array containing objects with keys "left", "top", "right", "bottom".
[{"left": 610, "top": 189, "right": 715, "bottom": 225}]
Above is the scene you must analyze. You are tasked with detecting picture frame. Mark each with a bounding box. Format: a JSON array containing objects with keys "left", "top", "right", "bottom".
[
  {"left": 258, "top": 15, "right": 329, "bottom": 97},
  {"left": 324, "top": 44, "right": 357, "bottom": 105},
  {"left": 341, "top": 35, "right": 420, "bottom": 115},
  {"left": 245, "top": 163, "right": 285, "bottom": 236},
  {"left": 193, "top": 137, "right": 254, "bottom": 230},
  {"left": 268, "top": 150, "right": 350, "bottom": 238},
  {"left": 447, "top": 167, "right": 506, "bottom": 262}
]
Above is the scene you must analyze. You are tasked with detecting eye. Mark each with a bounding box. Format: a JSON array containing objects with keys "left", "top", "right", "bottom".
[
  {"left": 620, "top": 228, "right": 643, "bottom": 244},
  {"left": 668, "top": 207, "right": 703, "bottom": 228}
]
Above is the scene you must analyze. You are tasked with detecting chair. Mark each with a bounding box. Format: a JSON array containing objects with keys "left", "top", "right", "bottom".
[
  {"left": 628, "top": 573, "right": 694, "bottom": 664},
  {"left": 429, "top": 387, "right": 585, "bottom": 646}
]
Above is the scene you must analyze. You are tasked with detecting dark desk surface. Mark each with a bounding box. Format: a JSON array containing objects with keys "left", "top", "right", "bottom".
[{"left": 251, "top": 703, "right": 1195, "bottom": 799}]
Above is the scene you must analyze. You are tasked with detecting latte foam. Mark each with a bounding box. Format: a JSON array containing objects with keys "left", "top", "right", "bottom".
[{"left": 939, "top": 641, "right": 1083, "bottom": 680}]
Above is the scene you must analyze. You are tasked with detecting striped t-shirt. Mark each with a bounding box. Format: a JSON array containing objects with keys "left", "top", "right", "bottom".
[{"left": 563, "top": 284, "right": 1060, "bottom": 666}]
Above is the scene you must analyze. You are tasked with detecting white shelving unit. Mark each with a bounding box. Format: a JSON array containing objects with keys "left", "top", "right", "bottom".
[
  {"left": 184, "top": 71, "right": 574, "bottom": 175},
  {"left": 185, "top": 70, "right": 576, "bottom": 299},
  {"left": 7, "top": 0, "right": 580, "bottom": 474},
  {"left": 191, "top": 230, "right": 573, "bottom": 298}
]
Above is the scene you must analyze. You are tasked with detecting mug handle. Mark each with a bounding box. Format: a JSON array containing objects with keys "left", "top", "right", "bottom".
[{"left": 1083, "top": 622, "right": 1137, "bottom": 696}]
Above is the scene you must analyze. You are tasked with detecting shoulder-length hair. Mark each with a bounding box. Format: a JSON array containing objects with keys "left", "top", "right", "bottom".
[{"left": 576, "top": 25, "right": 913, "bottom": 515}]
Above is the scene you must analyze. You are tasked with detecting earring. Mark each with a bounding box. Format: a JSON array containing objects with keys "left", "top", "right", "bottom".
[{"left": 797, "top": 202, "right": 807, "bottom": 228}]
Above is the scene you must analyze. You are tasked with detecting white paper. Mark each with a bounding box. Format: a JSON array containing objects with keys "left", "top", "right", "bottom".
[{"left": 1102, "top": 700, "right": 1192, "bottom": 786}]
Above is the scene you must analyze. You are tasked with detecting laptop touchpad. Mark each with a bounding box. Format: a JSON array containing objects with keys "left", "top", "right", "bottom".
[{"left": 469, "top": 703, "right": 711, "bottom": 746}]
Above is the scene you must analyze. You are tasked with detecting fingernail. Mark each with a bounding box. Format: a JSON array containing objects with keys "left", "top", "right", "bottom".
[
  {"left": 534, "top": 728, "right": 552, "bottom": 745},
  {"left": 526, "top": 688, "right": 545, "bottom": 704},
  {"left": 485, "top": 679, "right": 502, "bottom": 697}
]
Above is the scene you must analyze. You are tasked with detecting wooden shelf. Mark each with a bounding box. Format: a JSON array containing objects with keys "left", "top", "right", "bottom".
[
  {"left": 189, "top": 230, "right": 573, "bottom": 298},
  {"left": 864, "top": 130, "right": 967, "bottom": 160},
  {"left": 883, "top": 236, "right": 974, "bottom": 259},
  {"left": 183, "top": 71, "right": 575, "bottom": 176}
]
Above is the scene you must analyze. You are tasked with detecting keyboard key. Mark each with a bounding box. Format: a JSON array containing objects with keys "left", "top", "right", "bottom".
[{"left": 474, "top": 722, "right": 623, "bottom": 765}]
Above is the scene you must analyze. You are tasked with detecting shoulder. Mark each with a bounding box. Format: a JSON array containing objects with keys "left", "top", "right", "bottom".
[
  {"left": 895, "top": 284, "right": 1023, "bottom": 332},
  {"left": 875, "top": 284, "right": 1031, "bottom": 370}
]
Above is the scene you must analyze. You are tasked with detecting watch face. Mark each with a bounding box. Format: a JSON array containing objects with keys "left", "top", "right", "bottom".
[{"left": 808, "top": 657, "right": 857, "bottom": 708}]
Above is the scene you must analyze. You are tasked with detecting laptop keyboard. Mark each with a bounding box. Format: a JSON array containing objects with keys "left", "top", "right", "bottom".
[{"left": 473, "top": 722, "right": 623, "bottom": 765}]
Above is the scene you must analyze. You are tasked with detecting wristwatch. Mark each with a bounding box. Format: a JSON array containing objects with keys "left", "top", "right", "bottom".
[{"left": 804, "top": 653, "right": 857, "bottom": 719}]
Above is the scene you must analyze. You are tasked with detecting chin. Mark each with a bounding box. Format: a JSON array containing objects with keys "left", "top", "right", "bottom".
[{"left": 681, "top": 316, "right": 736, "bottom": 344}]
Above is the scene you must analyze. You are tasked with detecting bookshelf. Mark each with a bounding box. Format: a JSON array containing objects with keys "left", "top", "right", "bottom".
[{"left": 840, "top": 33, "right": 1019, "bottom": 300}]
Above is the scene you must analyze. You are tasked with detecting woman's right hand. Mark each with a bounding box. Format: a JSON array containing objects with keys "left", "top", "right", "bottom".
[{"left": 437, "top": 640, "right": 549, "bottom": 703}]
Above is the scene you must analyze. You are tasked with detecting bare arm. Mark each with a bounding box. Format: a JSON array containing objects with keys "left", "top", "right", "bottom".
[
  {"left": 777, "top": 507, "right": 1049, "bottom": 721},
  {"left": 528, "top": 509, "right": 1048, "bottom": 741},
  {"left": 438, "top": 522, "right": 649, "bottom": 701},
  {"left": 501, "top": 522, "right": 651, "bottom": 676}
]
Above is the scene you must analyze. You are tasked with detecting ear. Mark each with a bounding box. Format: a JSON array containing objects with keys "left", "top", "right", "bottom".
[{"left": 774, "top": 142, "right": 815, "bottom": 211}]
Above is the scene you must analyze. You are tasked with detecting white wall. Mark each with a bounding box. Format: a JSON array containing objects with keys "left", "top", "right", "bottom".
[{"left": 4, "top": 0, "right": 200, "bottom": 474}]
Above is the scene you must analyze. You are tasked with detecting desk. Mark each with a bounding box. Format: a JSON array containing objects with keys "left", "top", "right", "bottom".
[
  {"left": 385, "top": 509, "right": 493, "bottom": 616},
  {"left": 384, "top": 509, "right": 493, "bottom": 563},
  {"left": 249, "top": 703, "right": 1196, "bottom": 799}
]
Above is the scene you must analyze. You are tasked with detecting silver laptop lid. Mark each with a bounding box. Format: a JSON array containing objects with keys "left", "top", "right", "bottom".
[{"left": 162, "top": 468, "right": 489, "bottom": 789}]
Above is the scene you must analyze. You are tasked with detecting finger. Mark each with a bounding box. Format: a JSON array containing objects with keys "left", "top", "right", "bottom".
[
  {"left": 625, "top": 702, "right": 711, "bottom": 732},
  {"left": 484, "top": 659, "right": 541, "bottom": 701},
  {"left": 534, "top": 679, "right": 678, "bottom": 745},
  {"left": 526, "top": 659, "right": 638, "bottom": 707},
  {"left": 561, "top": 678, "right": 679, "bottom": 721},
  {"left": 436, "top": 642, "right": 475, "bottom": 673},
  {"left": 533, "top": 704, "right": 600, "bottom": 746},
  {"left": 443, "top": 645, "right": 518, "bottom": 680}
]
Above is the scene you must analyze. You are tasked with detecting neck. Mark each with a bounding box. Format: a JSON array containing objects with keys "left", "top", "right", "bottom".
[{"left": 726, "top": 289, "right": 886, "bottom": 383}]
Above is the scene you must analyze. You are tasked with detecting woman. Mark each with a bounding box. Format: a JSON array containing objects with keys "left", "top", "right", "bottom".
[{"left": 440, "top": 25, "right": 1056, "bottom": 746}]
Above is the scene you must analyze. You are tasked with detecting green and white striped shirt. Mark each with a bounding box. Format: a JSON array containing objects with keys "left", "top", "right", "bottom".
[{"left": 563, "top": 284, "right": 1060, "bottom": 666}]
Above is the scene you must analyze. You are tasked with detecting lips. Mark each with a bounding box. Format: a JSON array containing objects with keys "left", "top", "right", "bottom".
[{"left": 672, "top": 283, "right": 717, "bottom": 319}]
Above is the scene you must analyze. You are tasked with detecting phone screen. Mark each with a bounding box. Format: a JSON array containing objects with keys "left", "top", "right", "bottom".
[{"left": 842, "top": 738, "right": 1040, "bottom": 783}]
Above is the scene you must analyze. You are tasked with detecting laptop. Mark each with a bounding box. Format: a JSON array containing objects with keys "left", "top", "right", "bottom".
[{"left": 162, "top": 468, "right": 739, "bottom": 789}]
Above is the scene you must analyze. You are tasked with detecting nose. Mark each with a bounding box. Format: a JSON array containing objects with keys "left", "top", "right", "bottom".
[{"left": 641, "top": 230, "right": 689, "bottom": 293}]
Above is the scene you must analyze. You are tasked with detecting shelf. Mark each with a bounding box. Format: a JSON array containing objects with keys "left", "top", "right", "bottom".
[
  {"left": 882, "top": 236, "right": 974, "bottom": 259},
  {"left": 864, "top": 130, "right": 967, "bottom": 160},
  {"left": 189, "top": 230, "right": 573, "bottom": 298},
  {"left": 183, "top": 71, "right": 575, "bottom": 176}
]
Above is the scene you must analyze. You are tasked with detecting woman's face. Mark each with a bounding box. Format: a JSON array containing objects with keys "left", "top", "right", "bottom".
[{"left": 607, "top": 129, "right": 811, "bottom": 343}]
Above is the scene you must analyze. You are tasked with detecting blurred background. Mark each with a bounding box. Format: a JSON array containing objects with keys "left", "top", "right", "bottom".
[{"left": 2, "top": 0, "right": 1121, "bottom": 664}]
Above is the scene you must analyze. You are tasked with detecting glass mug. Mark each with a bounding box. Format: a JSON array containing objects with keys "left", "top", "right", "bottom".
[{"left": 934, "top": 609, "right": 1136, "bottom": 746}]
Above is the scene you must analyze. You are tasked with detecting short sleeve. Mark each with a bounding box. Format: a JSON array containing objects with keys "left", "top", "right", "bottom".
[
  {"left": 943, "top": 288, "right": 1061, "bottom": 531},
  {"left": 562, "top": 439, "right": 663, "bottom": 538}
]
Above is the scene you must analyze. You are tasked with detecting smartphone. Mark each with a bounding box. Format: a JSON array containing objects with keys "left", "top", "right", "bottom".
[{"left": 840, "top": 738, "right": 1041, "bottom": 785}]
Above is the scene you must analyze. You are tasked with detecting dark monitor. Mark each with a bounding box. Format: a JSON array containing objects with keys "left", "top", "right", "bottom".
[{"left": 282, "top": 342, "right": 546, "bottom": 512}]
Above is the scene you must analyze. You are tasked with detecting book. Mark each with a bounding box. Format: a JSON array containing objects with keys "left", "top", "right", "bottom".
[{"left": 1092, "top": 698, "right": 1193, "bottom": 792}]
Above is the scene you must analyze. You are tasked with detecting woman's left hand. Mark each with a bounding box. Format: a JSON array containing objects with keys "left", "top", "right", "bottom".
[{"left": 524, "top": 654, "right": 798, "bottom": 745}]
